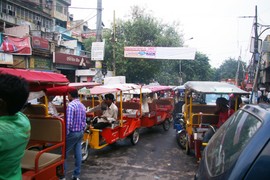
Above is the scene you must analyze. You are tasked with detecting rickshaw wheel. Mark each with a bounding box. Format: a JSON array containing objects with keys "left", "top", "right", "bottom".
[
  {"left": 130, "top": 129, "right": 140, "bottom": 145},
  {"left": 81, "top": 142, "right": 90, "bottom": 163},
  {"left": 163, "top": 119, "right": 170, "bottom": 131},
  {"left": 185, "top": 134, "right": 190, "bottom": 155},
  {"left": 177, "top": 130, "right": 186, "bottom": 149}
]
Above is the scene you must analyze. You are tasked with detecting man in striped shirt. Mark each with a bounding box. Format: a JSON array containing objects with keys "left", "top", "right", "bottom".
[{"left": 64, "top": 89, "right": 86, "bottom": 180}]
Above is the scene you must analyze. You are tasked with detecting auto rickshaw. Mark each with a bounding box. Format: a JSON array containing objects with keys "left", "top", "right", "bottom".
[
  {"left": 81, "top": 83, "right": 142, "bottom": 162},
  {"left": 136, "top": 85, "right": 174, "bottom": 131},
  {"left": 182, "top": 81, "right": 249, "bottom": 161},
  {"left": 0, "top": 67, "right": 69, "bottom": 180}
]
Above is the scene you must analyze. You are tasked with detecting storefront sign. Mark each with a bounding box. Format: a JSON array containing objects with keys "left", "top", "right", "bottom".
[
  {"left": 13, "top": 56, "right": 26, "bottom": 68},
  {"left": 53, "top": 52, "right": 92, "bottom": 68},
  {"left": 30, "top": 56, "right": 51, "bottom": 70},
  {"left": 0, "top": 53, "right": 13, "bottom": 65},
  {"left": 32, "top": 36, "right": 49, "bottom": 50}
]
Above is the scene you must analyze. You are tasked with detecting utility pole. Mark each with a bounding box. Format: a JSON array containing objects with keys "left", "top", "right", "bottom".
[
  {"left": 235, "top": 55, "right": 241, "bottom": 87},
  {"left": 251, "top": 5, "right": 259, "bottom": 104},
  {"left": 93, "top": 0, "right": 103, "bottom": 84},
  {"left": 112, "top": 10, "right": 116, "bottom": 76}
]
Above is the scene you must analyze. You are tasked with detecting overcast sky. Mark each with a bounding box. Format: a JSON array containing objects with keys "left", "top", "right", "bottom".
[{"left": 69, "top": 0, "right": 270, "bottom": 68}]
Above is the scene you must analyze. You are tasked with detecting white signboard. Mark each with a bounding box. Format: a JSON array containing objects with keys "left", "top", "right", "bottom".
[
  {"left": 91, "top": 41, "right": 105, "bottom": 61},
  {"left": 124, "top": 46, "right": 196, "bottom": 60},
  {"left": 0, "top": 53, "right": 13, "bottom": 65}
]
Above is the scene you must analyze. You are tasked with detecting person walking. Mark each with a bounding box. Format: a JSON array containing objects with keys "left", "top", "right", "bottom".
[
  {"left": 0, "top": 74, "right": 30, "bottom": 180},
  {"left": 63, "top": 89, "right": 86, "bottom": 180}
]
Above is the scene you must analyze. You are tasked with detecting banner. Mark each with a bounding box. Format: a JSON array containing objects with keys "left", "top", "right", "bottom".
[
  {"left": 32, "top": 36, "right": 49, "bottom": 50},
  {"left": 0, "top": 36, "right": 32, "bottom": 55},
  {"left": 124, "top": 46, "right": 196, "bottom": 60}
]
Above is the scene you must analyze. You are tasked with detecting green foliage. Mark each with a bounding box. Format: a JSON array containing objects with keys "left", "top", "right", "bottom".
[{"left": 216, "top": 58, "right": 246, "bottom": 83}]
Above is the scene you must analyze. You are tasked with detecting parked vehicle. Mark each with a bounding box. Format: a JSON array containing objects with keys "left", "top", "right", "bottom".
[
  {"left": 81, "top": 84, "right": 142, "bottom": 162},
  {"left": 182, "top": 81, "right": 249, "bottom": 160},
  {"left": 173, "top": 113, "right": 186, "bottom": 149},
  {"left": 195, "top": 103, "right": 270, "bottom": 180},
  {"left": 0, "top": 67, "right": 69, "bottom": 180},
  {"left": 133, "top": 85, "right": 174, "bottom": 131}
]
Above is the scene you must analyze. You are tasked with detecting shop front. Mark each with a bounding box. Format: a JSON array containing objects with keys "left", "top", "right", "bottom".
[{"left": 53, "top": 52, "right": 93, "bottom": 82}]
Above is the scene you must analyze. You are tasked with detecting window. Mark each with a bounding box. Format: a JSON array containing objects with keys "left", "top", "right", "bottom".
[
  {"left": 7, "top": 4, "right": 15, "bottom": 16},
  {"left": 205, "top": 110, "right": 262, "bottom": 177},
  {"left": 56, "top": 3, "right": 63, "bottom": 13}
]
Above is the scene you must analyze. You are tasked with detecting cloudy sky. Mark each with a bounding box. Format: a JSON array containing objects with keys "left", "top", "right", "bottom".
[{"left": 69, "top": 0, "right": 270, "bottom": 68}]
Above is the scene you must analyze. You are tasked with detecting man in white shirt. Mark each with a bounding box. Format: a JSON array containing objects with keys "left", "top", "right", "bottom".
[{"left": 87, "top": 93, "right": 118, "bottom": 129}]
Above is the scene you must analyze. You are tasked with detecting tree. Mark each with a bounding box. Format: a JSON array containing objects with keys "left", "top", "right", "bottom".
[
  {"left": 216, "top": 58, "right": 246, "bottom": 83},
  {"left": 181, "top": 52, "right": 214, "bottom": 82}
]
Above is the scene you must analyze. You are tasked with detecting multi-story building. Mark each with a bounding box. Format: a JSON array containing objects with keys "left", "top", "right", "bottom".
[{"left": 0, "top": 0, "right": 95, "bottom": 82}]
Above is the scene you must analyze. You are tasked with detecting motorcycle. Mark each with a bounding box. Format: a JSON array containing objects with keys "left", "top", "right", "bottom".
[{"left": 173, "top": 113, "right": 186, "bottom": 149}]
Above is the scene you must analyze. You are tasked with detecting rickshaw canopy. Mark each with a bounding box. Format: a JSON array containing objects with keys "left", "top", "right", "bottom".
[
  {"left": 184, "top": 81, "right": 249, "bottom": 94},
  {"left": 143, "top": 85, "right": 172, "bottom": 92},
  {"left": 45, "top": 86, "right": 77, "bottom": 96},
  {"left": 0, "top": 68, "right": 69, "bottom": 91},
  {"left": 90, "top": 83, "right": 141, "bottom": 95},
  {"left": 69, "top": 82, "right": 101, "bottom": 89}
]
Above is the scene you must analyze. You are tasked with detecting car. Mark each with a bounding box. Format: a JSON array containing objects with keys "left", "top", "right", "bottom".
[{"left": 195, "top": 103, "right": 270, "bottom": 180}]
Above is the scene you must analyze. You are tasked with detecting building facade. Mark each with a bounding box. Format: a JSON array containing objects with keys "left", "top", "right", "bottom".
[{"left": 0, "top": 0, "right": 95, "bottom": 82}]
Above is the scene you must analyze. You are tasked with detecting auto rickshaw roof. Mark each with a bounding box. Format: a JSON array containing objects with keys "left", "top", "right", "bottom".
[
  {"left": 45, "top": 86, "right": 77, "bottom": 96},
  {"left": 0, "top": 68, "right": 69, "bottom": 91},
  {"left": 143, "top": 85, "right": 172, "bottom": 92},
  {"left": 69, "top": 82, "right": 101, "bottom": 89},
  {"left": 184, "top": 81, "right": 249, "bottom": 94},
  {"left": 90, "top": 83, "right": 141, "bottom": 95}
]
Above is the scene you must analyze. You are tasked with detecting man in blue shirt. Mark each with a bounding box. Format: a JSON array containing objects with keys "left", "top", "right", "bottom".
[{"left": 64, "top": 89, "right": 86, "bottom": 180}]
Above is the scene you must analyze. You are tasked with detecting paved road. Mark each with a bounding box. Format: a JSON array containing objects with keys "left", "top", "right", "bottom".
[{"left": 65, "top": 124, "right": 198, "bottom": 180}]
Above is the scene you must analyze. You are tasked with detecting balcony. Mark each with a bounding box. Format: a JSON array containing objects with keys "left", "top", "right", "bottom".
[{"left": 0, "top": 12, "right": 16, "bottom": 24}]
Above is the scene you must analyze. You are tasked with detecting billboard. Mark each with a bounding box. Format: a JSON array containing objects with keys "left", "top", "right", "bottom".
[
  {"left": 32, "top": 36, "right": 49, "bottom": 50},
  {"left": 124, "top": 46, "right": 196, "bottom": 60},
  {"left": 0, "top": 36, "right": 32, "bottom": 55}
]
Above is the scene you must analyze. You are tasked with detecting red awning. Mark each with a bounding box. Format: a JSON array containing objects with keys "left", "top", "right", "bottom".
[{"left": 0, "top": 68, "right": 69, "bottom": 91}]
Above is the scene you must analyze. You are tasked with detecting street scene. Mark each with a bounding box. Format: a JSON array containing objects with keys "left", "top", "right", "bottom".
[{"left": 1, "top": 0, "right": 270, "bottom": 180}]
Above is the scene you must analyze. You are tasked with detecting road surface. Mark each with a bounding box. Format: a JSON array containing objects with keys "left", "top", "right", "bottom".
[{"left": 65, "top": 124, "right": 198, "bottom": 180}]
